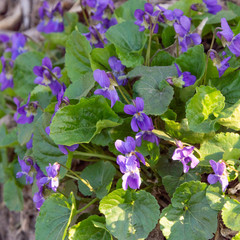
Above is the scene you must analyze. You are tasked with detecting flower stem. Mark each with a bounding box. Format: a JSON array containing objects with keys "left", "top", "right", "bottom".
[
  {"left": 79, "top": 0, "right": 89, "bottom": 27},
  {"left": 59, "top": 163, "right": 94, "bottom": 192},
  {"left": 73, "top": 151, "right": 116, "bottom": 161},
  {"left": 76, "top": 198, "right": 99, "bottom": 215},
  {"left": 117, "top": 85, "right": 131, "bottom": 104},
  {"left": 145, "top": 31, "right": 153, "bottom": 66},
  {"left": 202, "top": 28, "right": 218, "bottom": 85}
]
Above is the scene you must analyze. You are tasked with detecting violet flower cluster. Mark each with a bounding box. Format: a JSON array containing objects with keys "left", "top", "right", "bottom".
[
  {"left": 191, "top": 0, "right": 222, "bottom": 15},
  {"left": 16, "top": 157, "right": 60, "bottom": 210},
  {"left": 37, "top": 1, "right": 64, "bottom": 34},
  {"left": 172, "top": 140, "right": 199, "bottom": 173},
  {"left": 115, "top": 137, "right": 145, "bottom": 190},
  {"left": 115, "top": 97, "right": 160, "bottom": 191},
  {"left": 82, "top": 0, "right": 117, "bottom": 48},
  {"left": 134, "top": 3, "right": 201, "bottom": 53},
  {"left": 217, "top": 18, "right": 240, "bottom": 57},
  {"left": 0, "top": 33, "right": 27, "bottom": 91},
  {"left": 207, "top": 160, "right": 228, "bottom": 192}
]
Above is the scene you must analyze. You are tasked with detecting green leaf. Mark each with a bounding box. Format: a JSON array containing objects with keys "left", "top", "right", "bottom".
[
  {"left": 160, "top": 181, "right": 218, "bottom": 240},
  {"left": 222, "top": 199, "right": 240, "bottom": 231},
  {"left": 13, "top": 51, "right": 44, "bottom": 98},
  {"left": 129, "top": 65, "right": 177, "bottom": 115},
  {"left": 218, "top": 99, "right": 240, "bottom": 130},
  {"left": 164, "top": 118, "right": 215, "bottom": 144},
  {"left": 210, "top": 71, "right": 240, "bottom": 105},
  {"left": 169, "top": 0, "right": 202, "bottom": 15},
  {"left": 186, "top": 86, "right": 225, "bottom": 133},
  {"left": 31, "top": 85, "right": 53, "bottom": 108},
  {"left": 33, "top": 113, "right": 68, "bottom": 176},
  {"left": 162, "top": 26, "right": 176, "bottom": 48},
  {"left": 162, "top": 172, "right": 201, "bottom": 197},
  {"left": 78, "top": 161, "right": 116, "bottom": 199},
  {"left": 206, "top": 185, "right": 227, "bottom": 211},
  {"left": 106, "top": 21, "right": 147, "bottom": 68},
  {"left": 114, "top": 0, "right": 146, "bottom": 22},
  {"left": 36, "top": 193, "right": 76, "bottom": 240},
  {"left": 69, "top": 215, "right": 112, "bottom": 240},
  {"left": 64, "top": 72, "right": 95, "bottom": 99},
  {"left": 206, "top": 10, "right": 237, "bottom": 25},
  {"left": 65, "top": 31, "right": 92, "bottom": 82},
  {"left": 50, "top": 96, "right": 122, "bottom": 145},
  {"left": 3, "top": 178, "right": 24, "bottom": 211},
  {"left": 176, "top": 45, "right": 206, "bottom": 102},
  {"left": 227, "top": 2, "right": 240, "bottom": 16},
  {"left": 0, "top": 125, "right": 18, "bottom": 148},
  {"left": 199, "top": 132, "right": 240, "bottom": 163},
  {"left": 151, "top": 51, "right": 175, "bottom": 67},
  {"left": 90, "top": 44, "right": 117, "bottom": 71},
  {"left": 99, "top": 189, "right": 160, "bottom": 240},
  {"left": 233, "top": 232, "right": 240, "bottom": 240}
]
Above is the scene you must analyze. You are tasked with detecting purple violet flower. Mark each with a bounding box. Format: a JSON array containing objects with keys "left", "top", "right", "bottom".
[
  {"left": 0, "top": 57, "right": 14, "bottom": 91},
  {"left": 207, "top": 160, "right": 228, "bottom": 192},
  {"left": 135, "top": 118, "right": 160, "bottom": 147},
  {"left": 216, "top": 18, "right": 234, "bottom": 46},
  {"left": 203, "top": 0, "right": 222, "bottom": 14},
  {"left": 134, "top": 3, "right": 159, "bottom": 33},
  {"left": 108, "top": 56, "right": 127, "bottom": 86},
  {"left": 26, "top": 134, "right": 33, "bottom": 149},
  {"left": 216, "top": 17, "right": 240, "bottom": 57},
  {"left": 0, "top": 34, "right": 10, "bottom": 43},
  {"left": 115, "top": 137, "right": 145, "bottom": 190},
  {"left": 156, "top": 6, "right": 183, "bottom": 23},
  {"left": 11, "top": 33, "right": 27, "bottom": 60},
  {"left": 92, "top": 0, "right": 115, "bottom": 21},
  {"left": 37, "top": 1, "right": 64, "bottom": 34},
  {"left": 58, "top": 144, "right": 79, "bottom": 155},
  {"left": 168, "top": 63, "right": 197, "bottom": 87},
  {"left": 210, "top": 51, "right": 231, "bottom": 77},
  {"left": 93, "top": 69, "right": 119, "bottom": 108},
  {"left": 82, "top": 0, "right": 97, "bottom": 8},
  {"left": 13, "top": 94, "right": 38, "bottom": 124},
  {"left": 33, "top": 57, "right": 62, "bottom": 96},
  {"left": 124, "top": 97, "right": 152, "bottom": 132},
  {"left": 39, "top": 163, "right": 60, "bottom": 192},
  {"left": 173, "top": 16, "right": 201, "bottom": 52},
  {"left": 16, "top": 157, "right": 34, "bottom": 184},
  {"left": 191, "top": 0, "right": 222, "bottom": 15},
  {"left": 83, "top": 23, "right": 107, "bottom": 48},
  {"left": 172, "top": 141, "right": 199, "bottom": 173}
]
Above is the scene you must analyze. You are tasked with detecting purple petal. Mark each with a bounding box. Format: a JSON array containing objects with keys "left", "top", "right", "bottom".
[
  {"left": 42, "top": 57, "right": 52, "bottom": 70},
  {"left": 124, "top": 105, "right": 137, "bottom": 115},
  {"left": 219, "top": 176, "right": 228, "bottom": 192},
  {"left": 131, "top": 117, "right": 139, "bottom": 132},
  {"left": 207, "top": 174, "right": 219, "bottom": 185},
  {"left": 135, "top": 97, "right": 144, "bottom": 112},
  {"left": 93, "top": 69, "right": 110, "bottom": 88}
]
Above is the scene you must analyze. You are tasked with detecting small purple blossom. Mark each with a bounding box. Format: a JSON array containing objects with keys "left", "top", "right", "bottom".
[
  {"left": 13, "top": 94, "right": 38, "bottom": 124},
  {"left": 0, "top": 57, "right": 14, "bottom": 91},
  {"left": 92, "top": 0, "right": 115, "bottom": 21},
  {"left": 191, "top": 0, "right": 222, "bottom": 15},
  {"left": 124, "top": 97, "right": 152, "bottom": 132},
  {"left": 173, "top": 63, "right": 197, "bottom": 87},
  {"left": 26, "top": 134, "right": 33, "bottom": 149},
  {"left": 207, "top": 160, "right": 228, "bottom": 192},
  {"left": 216, "top": 18, "right": 240, "bottom": 57},
  {"left": 37, "top": 1, "right": 64, "bottom": 33},
  {"left": 135, "top": 118, "right": 160, "bottom": 147},
  {"left": 39, "top": 163, "right": 60, "bottom": 192},
  {"left": 210, "top": 51, "right": 231, "bottom": 77},
  {"left": 172, "top": 141, "right": 199, "bottom": 173},
  {"left": 93, "top": 69, "right": 119, "bottom": 108},
  {"left": 115, "top": 137, "right": 145, "bottom": 190},
  {"left": 11, "top": 33, "right": 27, "bottom": 60},
  {"left": 134, "top": 3, "right": 159, "bottom": 33},
  {"left": 156, "top": 6, "right": 183, "bottom": 23},
  {"left": 58, "top": 144, "right": 79, "bottom": 155},
  {"left": 203, "top": 0, "right": 222, "bottom": 14},
  {"left": 173, "top": 16, "right": 201, "bottom": 52},
  {"left": 108, "top": 56, "right": 127, "bottom": 86},
  {"left": 16, "top": 157, "right": 34, "bottom": 184},
  {"left": 0, "top": 34, "right": 10, "bottom": 43},
  {"left": 33, "top": 57, "right": 62, "bottom": 95}
]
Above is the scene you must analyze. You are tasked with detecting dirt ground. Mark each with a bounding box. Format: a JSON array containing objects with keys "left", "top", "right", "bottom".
[{"left": 0, "top": 0, "right": 239, "bottom": 240}]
